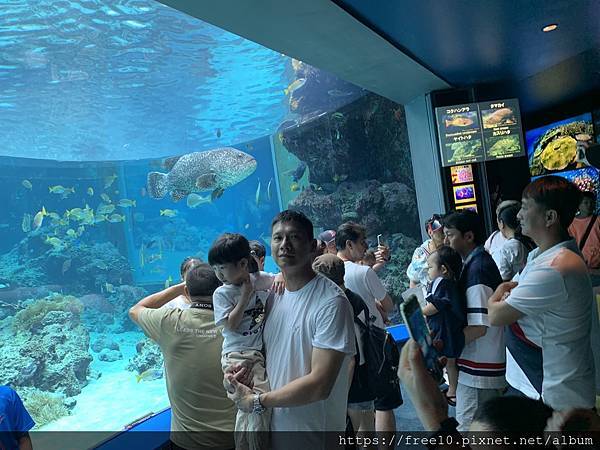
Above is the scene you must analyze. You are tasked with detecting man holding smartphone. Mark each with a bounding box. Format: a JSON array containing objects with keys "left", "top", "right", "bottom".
[
  {"left": 443, "top": 211, "right": 505, "bottom": 431},
  {"left": 336, "top": 221, "right": 401, "bottom": 443}
]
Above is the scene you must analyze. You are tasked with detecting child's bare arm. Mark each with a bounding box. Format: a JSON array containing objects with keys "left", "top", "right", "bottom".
[
  {"left": 422, "top": 302, "right": 439, "bottom": 316},
  {"left": 224, "top": 275, "right": 253, "bottom": 330}
]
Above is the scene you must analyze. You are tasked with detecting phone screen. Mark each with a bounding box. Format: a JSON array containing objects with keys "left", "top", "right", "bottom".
[{"left": 400, "top": 295, "right": 444, "bottom": 383}]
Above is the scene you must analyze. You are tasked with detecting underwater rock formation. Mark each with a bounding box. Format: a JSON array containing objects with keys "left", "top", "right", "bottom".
[
  {"left": 127, "top": 337, "right": 163, "bottom": 375},
  {"left": 290, "top": 180, "right": 419, "bottom": 240},
  {"left": 98, "top": 348, "right": 123, "bottom": 362},
  {"left": 91, "top": 335, "right": 120, "bottom": 353},
  {"left": 18, "top": 386, "right": 71, "bottom": 428},
  {"left": 0, "top": 235, "right": 130, "bottom": 294},
  {"left": 281, "top": 93, "right": 414, "bottom": 190},
  {"left": 0, "top": 294, "right": 92, "bottom": 396}
]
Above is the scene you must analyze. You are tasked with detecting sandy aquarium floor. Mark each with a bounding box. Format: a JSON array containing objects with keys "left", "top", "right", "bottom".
[{"left": 40, "top": 331, "right": 169, "bottom": 432}]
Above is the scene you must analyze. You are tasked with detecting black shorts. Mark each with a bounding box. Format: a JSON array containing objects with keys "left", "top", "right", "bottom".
[
  {"left": 348, "top": 364, "right": 376, "bottom": 404},
  {"left": 374, "top": 376, "right": 403, "bottom": 411}
]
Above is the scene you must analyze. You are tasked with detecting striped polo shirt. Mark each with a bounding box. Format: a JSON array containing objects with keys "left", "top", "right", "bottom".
[{"left": 457, "top": 246, "right": 506, "bottom": 389}]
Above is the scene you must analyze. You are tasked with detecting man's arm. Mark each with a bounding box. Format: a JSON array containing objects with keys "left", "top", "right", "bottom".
[
  {"left": 488, "top": 282, "right": 523, "bottom": 326},
  {"left": 129, "top": 283, "right": 185, "bottom": 323},
  {"left": 228, "top": 347, "right": 346, "bottom": 411}
]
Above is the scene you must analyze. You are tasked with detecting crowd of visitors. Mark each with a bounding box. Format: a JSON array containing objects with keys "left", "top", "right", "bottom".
[{"left": 8, "top": 174, "right": 600, "bottom": 450}]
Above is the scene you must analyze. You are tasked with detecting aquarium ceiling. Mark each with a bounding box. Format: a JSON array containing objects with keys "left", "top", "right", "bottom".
[{"left": 0, "top": 0, "right": 363, "bottom": 161}]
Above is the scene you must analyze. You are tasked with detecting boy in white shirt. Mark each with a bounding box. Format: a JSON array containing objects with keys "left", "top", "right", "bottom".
[{"left": 209, "top": 233, "right": 282, "bottom": 450}]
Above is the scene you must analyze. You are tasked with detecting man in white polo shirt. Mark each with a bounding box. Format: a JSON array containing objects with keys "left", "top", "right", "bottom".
[{"left": 488, "top": 176, "right": 600, "bottom": 410}]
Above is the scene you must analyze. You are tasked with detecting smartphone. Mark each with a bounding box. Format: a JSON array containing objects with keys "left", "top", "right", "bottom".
[
  {"left": 377, "top": 234, "right": 382, "bottom": 246},
  {"left": 400, "top": 294, "right": 444, "bottom": 384}
]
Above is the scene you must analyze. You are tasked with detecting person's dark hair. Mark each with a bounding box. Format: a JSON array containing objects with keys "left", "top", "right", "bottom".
[
  {"left": 336, "top": 222, "right": 366, "bottom": 251},
  {"left": 271, "top": 210, "right": 313, "bottom": 240},
  {"left": 179, "top": 256, "right": 202, "bottom": 278},
  {"left": 473, "top": 396, "right": 553, "bottom": 434},
  {"left": 498, "top": 204, "right": 520, "bottom": 231},
  {"left": 522, "top": 176, "right": 582, "bottom": 230},
  {"left": 249, "top": 240, "right": 266, "bottom": 259},
  {"left": 312, "top": 254, "right": 345, "bottom": 286},
  {"left": 581, "top": 190, "right": 596, "bottom": 202},
  {"left": 433, "top": 246, "right": 462, "bottom": 281},
  {"left": 208, "top": 233, "right": 258, "bottom": 273},
  {"left": 442, "top": 210, "right": 485, "bottom": 245},
  {"left": 185, "top": 263, "right": 222, "bottom": 298}
]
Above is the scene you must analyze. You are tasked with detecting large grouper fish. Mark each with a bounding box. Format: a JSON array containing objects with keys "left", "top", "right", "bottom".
[{"left": 147, "top": 147, "right": 257, "bottom": 202}]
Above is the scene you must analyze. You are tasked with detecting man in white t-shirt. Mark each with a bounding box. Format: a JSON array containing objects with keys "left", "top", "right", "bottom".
[
  {"left": 336, "top": 221, "right": 400, "bottom": 441},
  {"left": 226, "top": 210, "right": 355, "bottom": 450},
  {"left": 488, "top": 176, "right": 600, "bottom": 410}
]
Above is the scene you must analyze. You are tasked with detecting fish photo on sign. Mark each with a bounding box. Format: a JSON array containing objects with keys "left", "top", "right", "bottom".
[{"left": 442, "top": 111, "right": 478, "bottom": 130}]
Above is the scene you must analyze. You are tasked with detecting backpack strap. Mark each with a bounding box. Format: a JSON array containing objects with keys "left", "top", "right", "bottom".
[{"left": 579, "top": 215, "right": 598, "bottom": 251}]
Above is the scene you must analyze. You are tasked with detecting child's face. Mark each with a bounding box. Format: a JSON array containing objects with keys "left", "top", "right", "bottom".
[
  {"left": 427, "top": 253, "right": 443, "bottom": 281},
  {"left": 212, "top": 260, "right": 247, "bottom": 285}
]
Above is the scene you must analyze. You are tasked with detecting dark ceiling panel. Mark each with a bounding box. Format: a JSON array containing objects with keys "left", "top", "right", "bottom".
[{"left": 333, "top": 0, "right": 600, "bottom": 113}]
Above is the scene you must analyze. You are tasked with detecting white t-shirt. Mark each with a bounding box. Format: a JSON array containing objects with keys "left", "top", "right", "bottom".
[
  {"left": 491, "top": 237, "right": 529, "bottom": 281},
  {"left": 343, "top": 261, "right": 387, "bottom": 328},
  {"left": 263, "top": 273, "right": 355, "bottom": 440},
  {"left": 213, "top": 271, "right": 274, "bottom": 355},
  {"left": 484, "top": 230, "right": 507, "bottom": 255},
  {"left": 163, "top": 295, "right": 191, "bottom": 310},
  {"left": 506, "top": 239, "right": 599, "bottom": 410}
]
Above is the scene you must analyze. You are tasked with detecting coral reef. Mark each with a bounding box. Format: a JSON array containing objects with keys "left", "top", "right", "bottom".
[
  {"left": 17, "top": 386, "right": 71, "bottom": 429},
  {"left": 0, "top": 294, "right": 92, "bottom": 397},
  {"left": 91, "top": 335, "right": 120, "bottom": 353},
  {"left": 98, "top": 348, "right": 123, "bottom": 362},
  {"left": 127, "top": 338, "right": 163, "bottom": 375}
]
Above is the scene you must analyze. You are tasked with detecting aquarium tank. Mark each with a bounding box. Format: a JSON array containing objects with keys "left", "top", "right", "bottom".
[{"left": 0, "top": 0, "right": 421, "bottom": 440}]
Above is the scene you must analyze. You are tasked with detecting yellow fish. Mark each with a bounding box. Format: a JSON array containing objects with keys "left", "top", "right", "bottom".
[
  {"left": 139, "top": 246, "right": 145, "bottom": 268},
  {"left": 77, "top": 225, "right": 85, "bottom": 236},
  {"left": 290, "top": 182, "right": 300, "bottom": 192},
  {"left": 135, "top": 368, "right": 163, "bottom": 383},
  {"left": 104, "top": 174, "right": 117, "bottom": 188},
  {"left": 283, "top": 78, "right": 306, "bottom": 96},
  {"left": 186, "top": 193, "right": 211, "bottom": 209},
  {"left": 255, "top": 179, "right": 261, "bottom": 205},
  {"left": 87, "top": 187, "right": 94, "bottom": 196},
  {"left": 160, "top": 209, "right": 177, "bottom": 217},
  {"left": 66, "top": 229, "right": 77, "bottom": 238},
  {"left": 49, "top": 185, "right": 75, "bottom": 195},
  {"left": 95, "top": 214, "right": 108, "bottom": 223},
  {"left": 97, "top": 204, "right": 115, "bottom": 215},
  {"left": 117, "top": 199, "right": 136, "bottom": 208},
  {"left": 105, "top": 282, "right": 115, "bottom": 293},
  {"left": 108, "top": 214, "right": 125, "bottom": 223},
  {"left": 33, "top": 207, "right": 48, "bottom": 230},
  {"left": 44, "top": 236, "right": 64, "bottom": 248},
  {"left": 22, "top": 180, "right": 32, "bottom": 190},
  {"left": 100, "top": 193, "right": 111, "bottom": 203},
  {"left": 21, "top": 213, "right": 31, "bottom": 233},
  {"left": 164, "top": 275, "right": 173, "bottom": 289},
  {"left": 47, "top": 212, "right": 61, "bottom": 220}
]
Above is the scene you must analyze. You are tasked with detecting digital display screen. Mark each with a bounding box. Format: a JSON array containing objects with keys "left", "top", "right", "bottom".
[
  {"left": 436, "top": 99, "right": 524, "bottom": 167},
  {"left": 526, "top": 113, "right": 594, "bottom": 177},
  {"left": 455, "top": 203, "right": 478, "bottom": 213},
  {"left": 450, "top": 164, "right": 474, "bottom": 184},
  {"left": 453, "top": 184, "right": 476, "bottom": 204}
]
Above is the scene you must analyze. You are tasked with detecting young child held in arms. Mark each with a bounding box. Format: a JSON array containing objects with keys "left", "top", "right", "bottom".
[
  {"left": 209, "top": 233, "right": 283, "bottom": 450},
  {"left": 423, "top": 245, "right": 466, "bottom": 406}
]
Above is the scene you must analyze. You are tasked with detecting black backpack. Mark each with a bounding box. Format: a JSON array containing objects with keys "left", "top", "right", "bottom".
[{"left": 353, "top": 301, "right": 400, "bottom": 392}]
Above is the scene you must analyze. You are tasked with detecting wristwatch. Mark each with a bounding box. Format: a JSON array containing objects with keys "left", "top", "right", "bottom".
[{"left": 252, "top": 393, "right": 266, "bottom": 415}]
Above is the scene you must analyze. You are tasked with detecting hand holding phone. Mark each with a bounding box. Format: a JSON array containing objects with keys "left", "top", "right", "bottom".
[{"left": 400, "top": 294, "right": 444, "bottom": 384}]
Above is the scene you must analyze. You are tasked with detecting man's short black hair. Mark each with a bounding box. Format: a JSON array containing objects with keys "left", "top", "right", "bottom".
[
  {"left": 249, "top": 240, "right": 266, "bottom": 259},
  {"left": 473, "top": 396, "right": 553, "bottom": 433},
  {"left": 207, "top": 233, "right": 258, "bottom": 272},
  {"left": 179, "top": 256, "right": 202, "bottom": 278},
  {"left": 433, "top": 246, "right": 462, "bottom": 281},
  {"left": 442, "top": 210, "right": 485, "bottom": 245},
  {"left": 185, "top": 263, "right": 222, "bottom": 298},
  {"left": 581, "top": 190, "right": 596, "bottom": 202},
  {"left": 522, "top": 176, "right": 582, "bottom": 230},
  {"left": 336, "top": 222, "right": 366, "bottom": 251},
  {"left": 271, "top": 210, "right": 314, "bottom": 240}
]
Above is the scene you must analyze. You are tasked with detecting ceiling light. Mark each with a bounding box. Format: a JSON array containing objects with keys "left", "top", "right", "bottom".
[{"left": 542, "top": 24, "right": 558, "bottom": 32}]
